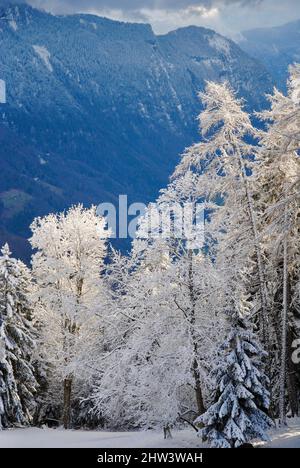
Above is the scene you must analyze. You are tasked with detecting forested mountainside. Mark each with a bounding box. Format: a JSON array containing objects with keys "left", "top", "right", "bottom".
[{"left": 0, "top": 3, "right": 273, "bottom": 260}]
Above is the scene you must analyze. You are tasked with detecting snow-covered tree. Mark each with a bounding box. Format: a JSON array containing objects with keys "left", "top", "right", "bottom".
[
  {"left": 92, "top": 239, "right": 182, "bottom": 429},
  {"left": 30, "top": 205, "right": 109, "bottom": 428},
  {"left": 196, "top": 310, "right": 273, "bottom": 448},
  {"left": 257, "top": 64, "right": 300, "bottom": 423},
  {"left": 0, "top": 244, "right": 38, "bottom": 429},
  {"left": 175, "top": 81, "right": 270, "bottom": 349},
  {"left": 12, "top": 68, "right": 297, "bottom": 435},
  {"left": 158, "top": 172, "right": 227, "bottom": 416},
  {"left": 92, "top": 168, "right": 226, "bottom": 430}
]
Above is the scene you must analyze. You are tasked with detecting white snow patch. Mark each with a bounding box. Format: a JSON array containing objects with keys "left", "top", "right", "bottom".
[
  {"left": 208, "top": 35, "right": 231, "bottom": 57},
  {"left": 38, "top": 156, "right": 47, "bottom": 165},
  {"left": 33, "top": 45, "right": 53, "bottom": 73},
  {"left": 0, "top": 79, "right": 6, "bottom": 104},
  {"left": 202, "top": 58, "right": 222, "bottom": 69},
  {"left": 139, "top": 102, "right": 149, "bottom": 117},
  {"left": 9, "top": 20, "right": 18, "bottom": 32}
]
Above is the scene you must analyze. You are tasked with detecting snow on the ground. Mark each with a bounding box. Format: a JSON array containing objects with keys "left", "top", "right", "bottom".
[
  {"left": 33, "top": 45, "right": 53, "bottom": 72},
  {"left": 0, "top": 418, "right": 299, "bottom": 448},
  {"left": 0, "top": 428, "right": 201, "bottom": 449},
  {"left": 258, "top": 417, "right": 300, "bottom": 449}
]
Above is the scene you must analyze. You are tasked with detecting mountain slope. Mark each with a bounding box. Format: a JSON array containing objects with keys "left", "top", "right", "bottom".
[
  {"left": 239, "top": 20, "right": 300, "bottom": 90},
  {"left": 0, "top": 4, "right": 274, "bottom": 259}
]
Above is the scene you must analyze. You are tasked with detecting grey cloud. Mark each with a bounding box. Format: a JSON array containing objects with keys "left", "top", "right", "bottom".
[
  {"left": 0, "top": 0, "right": 298, "bottom": 36},
  {"left": 4, "top": 0, "right": 264, "bottom": 13},
  {"left": 102, "top": 0, "right": 258, "bottom": 10}
]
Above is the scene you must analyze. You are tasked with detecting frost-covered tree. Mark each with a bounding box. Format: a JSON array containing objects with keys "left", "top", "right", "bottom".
[
  {"left": 0, "top": 244, "right": 38, "bottom": 429},
  {"left": 92, "top": 169, "right": 226, "bottom": 430},
  {"left": 92, "top": 238, "right": 182, "bottom": 429},
  {"left": 158, "top": 172, "right": 227, "bottom": 416},
  {"left": 257, "top": 64, "right": 300, "bottom": 423},
  {"left": 196, "top": 310, "right": 273, "bottom": 448},
  {"left": 30, "top": 205, "right": 109, "bottom": 428},
  {"left": 175, "top": 81, "right": 270, "bottom": 349}
]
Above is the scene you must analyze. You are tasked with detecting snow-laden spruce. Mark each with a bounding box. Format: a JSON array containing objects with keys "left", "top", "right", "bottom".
[
  {"left": 0, "top": 244, "right": 38, "bottom": 429},
  {"left": 195, "top": 311, "right": 273, "bottom": 448}
]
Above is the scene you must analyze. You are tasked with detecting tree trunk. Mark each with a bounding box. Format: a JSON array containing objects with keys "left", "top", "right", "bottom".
[
  {"left": 63, "top": 377, "right": 72, "bottom": 429},
  {"left": 279, "top": 207, "right": 288, "bottom": 426},
  {"left": 238, "top": 156, "right": 270, "bottom": 351},
  {"left": 193, "top": 358, "right": 205, "bottom": 415},
  {"left": 287, "top": 324, "right": 299, "bottom": 417},
  {"left": 188, "top": 250, "right": 205, "bottom": 416},
  {"left": 285, "top": 273, "right": 299, "bottom": 417}
]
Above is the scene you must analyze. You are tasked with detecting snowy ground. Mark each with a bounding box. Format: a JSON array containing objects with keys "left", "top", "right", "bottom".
[
  {"left": 0, "top": 418, "right": 299, "bottom": 448},
  {"left": 257, "top": 417, "right": 300, "bottom": 448},
  {"left": 0, "top": 428, "right": 199, "bottom": 448}
]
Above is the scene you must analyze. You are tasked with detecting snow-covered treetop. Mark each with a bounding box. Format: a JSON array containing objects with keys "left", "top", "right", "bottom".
[
  {"left": 0, "top": 243, "right": 11, "bottom": 259},
  {"left": 30, "top": 204, "right": 109, "bottom": 279},
  {"left": 198, "top": 81, "right": 254, "bottom": 139},
  {"left": 176, "top": 81, "right": 257, "bottom": 183}
]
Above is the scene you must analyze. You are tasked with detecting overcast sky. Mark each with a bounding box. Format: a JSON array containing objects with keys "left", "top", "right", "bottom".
[{"left": 2, "top": 0, "right": 300, "bottom": 37}]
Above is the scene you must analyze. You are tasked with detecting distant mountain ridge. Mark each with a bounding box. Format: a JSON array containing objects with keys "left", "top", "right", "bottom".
[
  {"left": 239, "top": 19, "right": 300, "bottom": 91},
  {"left": 0, "top": 3, "right": 274, "bottom": 260}
]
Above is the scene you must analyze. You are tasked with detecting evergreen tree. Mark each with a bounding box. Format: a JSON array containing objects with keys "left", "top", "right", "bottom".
[
  {"left": 0, "top": 244, "right": 38, "bottom": 429},
  {"left": 196, "top": 311, "right": 273, "bottom": 448}
]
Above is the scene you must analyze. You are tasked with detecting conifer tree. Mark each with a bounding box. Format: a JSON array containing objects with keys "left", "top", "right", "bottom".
[
  {"left": 196, "top": 310, "right": 273, "bottom": 448},
  {"left": 0, "top": 244, "right": 37, "bottom": 429}
]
